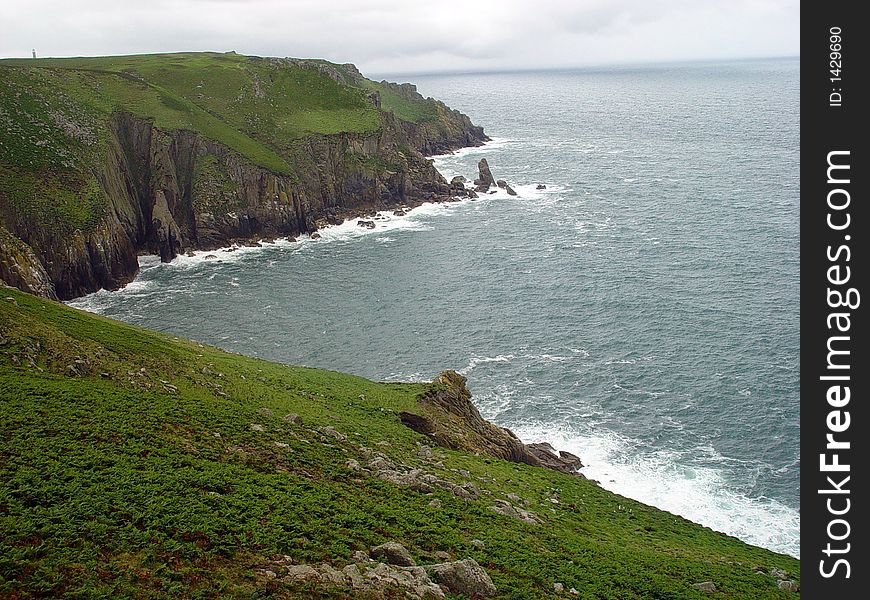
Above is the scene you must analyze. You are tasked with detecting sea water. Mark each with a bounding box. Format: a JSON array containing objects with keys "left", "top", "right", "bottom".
[{"left": 69, "top": 58, "right": 800, "bottom": 557}]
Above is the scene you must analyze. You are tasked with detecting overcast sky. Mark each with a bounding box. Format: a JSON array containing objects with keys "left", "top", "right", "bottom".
[{"left": 1, "top": 0, "right": 799, "bottom": 75}]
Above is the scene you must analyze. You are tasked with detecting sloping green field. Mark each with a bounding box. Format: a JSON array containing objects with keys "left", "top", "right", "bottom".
[{"left": 0, "top": 288, "right": 799, "bottom": 598}]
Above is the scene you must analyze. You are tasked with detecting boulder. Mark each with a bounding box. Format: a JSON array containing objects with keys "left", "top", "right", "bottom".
[
  {"left": 505, "top": 184, "right": 518, "bottom": 196},
  {"left": 393, "top": 209, "right": 406, "bottom": 216},
  {"left": 496, "top": 179, "right": 507, "bottom": 188},
  {"left": 477, "top": 159, "right": 496, "bottom": 187},
  {"left": 692, "top": 582, "right": 717, "bottom": 593},
  {"left": 282, "top": 413, "right": 302, "bottom": 424},
  {"left": 536, "top": 184, "right": 547, "bottom": 189},
  {"left": 450, "top": 175, "right": 467, "bottom": 187},
  {"left": 357, "top": 220, "right": 376, "bottom": 229},
  {"left": 527, "top": 442, "right": 583, "bottom": 474},
  {"left": 370, "top": 542, "right": 416, "bottom": 567},
  {"left": 778, "top": 580, "right": 799, "bottom": 592},
  {"left": 310, "top": 232, "right": 322, "bottom": 240},
  {"left": 429, "top": 558, "right": 496, "bottom": 598}
]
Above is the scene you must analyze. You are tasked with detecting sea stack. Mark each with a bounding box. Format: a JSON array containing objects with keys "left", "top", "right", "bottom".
[{"left": 477, "top": 158, "right": 496, "bottom": 188}]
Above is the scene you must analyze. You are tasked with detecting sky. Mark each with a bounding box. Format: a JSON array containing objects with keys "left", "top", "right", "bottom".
[{"left": 1, "top": 0, "right": 799, "bottom": 76}]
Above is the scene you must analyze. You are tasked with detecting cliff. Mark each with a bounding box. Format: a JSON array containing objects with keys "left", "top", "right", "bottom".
[
  {"left": 0, "top": 288, "right": 801, "bottom": 598},
  {"left": 0, "top": 52, "right": 487, "bottom": 300}
]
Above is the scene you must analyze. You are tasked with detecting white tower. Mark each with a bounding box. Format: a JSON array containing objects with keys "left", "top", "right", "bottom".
[{"left": 32, "top": 49, "right": 37, "bottom": 59}]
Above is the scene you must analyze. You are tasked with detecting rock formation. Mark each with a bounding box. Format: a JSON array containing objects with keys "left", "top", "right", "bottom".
[{"left": 400, "top": 370, "right": 585, "bottom": 478}]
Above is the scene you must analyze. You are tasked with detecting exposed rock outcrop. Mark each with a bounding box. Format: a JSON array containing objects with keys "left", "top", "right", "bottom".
[
  {"left": 429, "top": 558, "right": 497, "bottom": 598},
  {"left": 527, "top": 442, "right": 584, "bottom": 475},
  {"left": 477, "top": 159, "right": 496, "bottom": 188},
  {"left": 401, "top": 371, "right": 586, "bottom": 478}
]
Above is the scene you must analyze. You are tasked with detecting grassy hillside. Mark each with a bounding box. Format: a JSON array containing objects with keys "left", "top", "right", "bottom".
[
  {"left": 0, "top": 52, "right": 445, "bottom": 175},
  {"left": 0, "top": 288, "right": 799, "bottom": 599}
]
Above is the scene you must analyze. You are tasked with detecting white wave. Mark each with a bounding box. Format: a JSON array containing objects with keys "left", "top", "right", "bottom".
[
  {"left": 507, "top": 422, "right": 800, "bottom": 558},
  {"left": 458, "top": 354, "right": 515, "bottom": 376}
]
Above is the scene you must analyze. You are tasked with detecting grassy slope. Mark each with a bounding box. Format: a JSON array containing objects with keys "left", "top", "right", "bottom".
[{"left": 0, "top": 288, "right": 798, "bottom": 599}]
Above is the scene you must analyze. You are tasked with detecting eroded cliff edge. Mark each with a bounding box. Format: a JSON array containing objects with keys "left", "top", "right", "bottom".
[{"left": 0, "top": 53, "right": 487, "bottom": 299}]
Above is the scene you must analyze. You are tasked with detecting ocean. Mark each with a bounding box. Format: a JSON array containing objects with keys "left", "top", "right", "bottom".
[{"left": 69, "top": 58, "right": 801, "bottom": 558}]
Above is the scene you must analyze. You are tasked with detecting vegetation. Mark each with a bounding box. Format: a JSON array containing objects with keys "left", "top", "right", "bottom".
[
  {"left": 0, "top": 288, "right": 799, "bottom": 598},
  {"left": 0, "top": 51, "right": 459, "bottom": 240}
]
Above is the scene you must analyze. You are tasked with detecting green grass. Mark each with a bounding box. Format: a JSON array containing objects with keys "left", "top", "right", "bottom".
[{"left": 0, "top": 288, "right": 799, "bottom": 598}]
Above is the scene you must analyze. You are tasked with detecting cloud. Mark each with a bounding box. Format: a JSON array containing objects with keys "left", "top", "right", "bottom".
[{"left": 0, "top": 0, "right": 799, "bottom": 75}]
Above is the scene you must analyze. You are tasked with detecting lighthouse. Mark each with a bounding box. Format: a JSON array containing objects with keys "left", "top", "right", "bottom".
[{"left": 32, "top": 49, "right": 37, "bottom": 59}]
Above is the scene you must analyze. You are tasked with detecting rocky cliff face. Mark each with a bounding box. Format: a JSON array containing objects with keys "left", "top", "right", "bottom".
[{"left": 0, "top": 60, "right": 487, "bottom": 300}]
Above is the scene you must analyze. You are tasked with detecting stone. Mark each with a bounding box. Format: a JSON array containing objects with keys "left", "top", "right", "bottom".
[
  {"left": 429, "top": 558, "right": 496, "bottom": 598},
  {"left": 450, "top": 175, "right": 467, "bottom": 186},
  {"left": 434, "top": 550, "right": 451, "bottom": 560},
  {"left": 249, "top": 423, "right": 265, "bottom": 432},
  {"left": 477, "top": 159, "right": 496, "bottom": 187},
  {"left": 778, "top": 580, "right": 799, "bottom": 592},
  {"left": 351, "top": 550, "right": 371, "bottom": 563},
  {"left": 496, "top": 179, "right": 507, "bottom": 188},
  {"left": 692, "top": 581, "right": 717, "bottom": 592},
  {"left": 346, "top": 459, "right": 361, "bottom": 470},
  {"left": 505, "top": 184, "right": 518, "bottom": 196},
  {"left": 282, "top": 564, "right": 321, "bottom": 582},
  {"left": 489, "top": 499, "right": 542, "bottom": 524},
  {"left": 417, "top": 445, "right": 434, "bottom": 460},
  {"left": 770, "top": 567, "right": 789, "bottom": 580},
  {"left": 393, "top": 209, "right": 406, "bottom": 216},
  {"left": 319, "top": 425, "right": 348, "bottom": 442},
  {"left": 469, "top": 539, "right": 485, "bottom": 549},
  {"left": 370, "top": 542, "right": 415, "bottom": 566},
  {"left": 257, "top": 407, "right": 274, "bottom": 418},
  {"left": 357, "top": 219, "right": 376, "bottom": 229},
  {"left": 282, "top": 413, "right": 302, "bottom": 424},
  {"left": 554, "top": 582, "right": 564, "bottom": 592},
  {"left": 428, "top": 498, "right": 442, "bottom": 509},
  {"left": 537, "top": 184, "right": 547, "bottom": 189},
  {"left": 310, "top": 232, "right": 322, "bottom": 240},
  {"left": 527, "top": 442, "right": 584, "bottom": 475}
]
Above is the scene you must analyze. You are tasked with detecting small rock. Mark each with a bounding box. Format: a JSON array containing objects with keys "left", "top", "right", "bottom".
[
  {"left": 258, "top": 407, "right": 274, "bottom": 418},
  {"left": 536, "top": 184, "right": 547, "bottom": 189},
  {"left": 282, "top": 413, "right": 302, "bottom": 424},
  {"left": 778, "top": 580, "right": 799, "bottom": 592},
  {"left": 274, "top": 442, "right": 290, "bottom": 449},
  {"left": 505, "top": 184, "right": 518, "bottom": 196},
  {"left": 417, "top": 445, "right": 433, "bottom": 460},
  {"left": 310, "top": 232, "right": 322, "bottom": 240},
  {"left": 370, "top": 542, "right": 415, "bottom": 567},
  {"left": 770, "top": 567, "right": 789, "bottom": 580},
  {"left": 434, "top": 550, "right": 451, "bottom": 560},
  {"left": 204, "top": 254, "right": 218, "bottom": 260},
  {"left": 319, "top": 426, "right": 348, "bottom": 442},
  {"left": 554, "top": 582, "right": 564, "bottom": 592},
  {"left": 429, "top": 558, "right": 496, "bottom": 598},
  {"left": 569, "top": 588, "right": 579, "bottom": 595},
  {"left": 692, "top": 581, "right": 717, "bottom": 592},
  {"left": 351, "top": 550, "right": 371, "bottom": 563},
  {"left": 496, "top": 179, "right": 507, "bottom": 188},
  {"left": 250, "top": 424, "right": 265, "bottom": 432},
  {"left": 469, "top": 539, "right": 485, "bottom": 549},
  {"left": 346, "top": 459, "right": 361, "bottom": 470},
  {"left": 282, "top": 564, "right": 321, "bottom": 583},
  {"left": 428, "top": 499, "right": 442, "bottom": 509}
]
